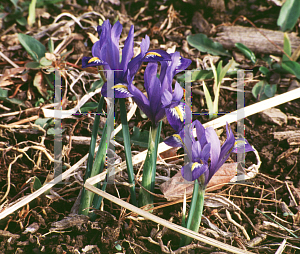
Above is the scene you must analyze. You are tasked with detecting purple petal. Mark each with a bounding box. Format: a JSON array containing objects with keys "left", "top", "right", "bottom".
[
  {"left": 165, "top": 103, "right": 185, "bottom": 133},
  {"left": 101, "top": 82, "right": 133, "bottom": 98},
  {"left": 181, "top": 162, "right": 209, "bottom": 182},
  {"left": 143, "top": 49, "right": 171, "bottom": 62},
  {"left": 172, "top": 82, "right": 184, "bottom": 102},
  {"left": 161, "top": 90, "right": 172, "bottom": 107},
  {"left": 82, "top": 56, "right": 107, "bottom": 68},
  {"left": 144, "top": 63, "right": 158, "bottom": 94},
  {"left": 127, "top": 82, "right": 152, "bottom": 121},
  {"left": 127, "top": 35, "right": 150, "bottom": 78},
  {"left": 232, "top": 138, "right": 255, "bottom": 153},
  {"left": 120, "top": 25, "right": 134, "bottom": 72},
  {"left": 175, "top": 57, "right": 192, "bottom": 74},
  {"left": 205, "top": 127, "right": 220, "bottom": 176},
  {"left": 164, "top": 133, "right": 184, "bottom": 148}
]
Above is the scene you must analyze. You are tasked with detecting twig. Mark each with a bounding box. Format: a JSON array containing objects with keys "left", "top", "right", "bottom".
[
  {"left": 231, "top": 15, "right": 293, "bottom": 61},
  {"left": 275, "top": 239, "right": 286, "bottom": 254},
  {"left": 226, "top": 210, "right": 250, "bottom": 241},
  {"left": 285, "top": 181, "right": 298, "bottom": 207},
  {"left": 0, "top": 51, "right": 19, "bottom": 68},
  {"left": 0, "top": 154, "right": 23, "bottom": 204}
]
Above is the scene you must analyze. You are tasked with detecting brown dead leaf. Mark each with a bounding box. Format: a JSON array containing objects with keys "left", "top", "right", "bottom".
[{"left": 160, "top": 163, "right": 237, "bottom": 201}]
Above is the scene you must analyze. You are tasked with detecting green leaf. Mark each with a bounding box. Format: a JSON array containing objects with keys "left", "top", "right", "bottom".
[
  {"left": 10, "top": 0, "right": 19, "bottom": 8},
  {"left": 39, "top": 57, "right": 53, "bottom": 66},
  {"left": 18, "top": 33, "right": 46, "bottom": 61},
  {"left": 27, "top": 0, "right": 37, "bottom": 27},
  {"left": 277, "top": 0, "right": 300, "bottom": 31},
  {"left": 47, "top": 127, "right": 65, "bottom": 135},
  {"left": 281, "top": 61, "right": 300, "bottom": 79},
  {"left": 48, "top": 38, "right": 54, "bottom": 53},
  {"left": 259, "top": 66, "right": 271, "bottom": 78},
  {"left": 88, "top": 79, "right": 104, "bottom": 93},
  {"left": 16, "top": 17, "right": 27, "bottom": 26},
  {"left": 80, "top": 102, "right": 99, "bottom": 112},
  {"left": 187, "top": 33, "right": 231, "bottom": 56},
  {"left": 176, "top": 70, "right": 214, "bottom": 82},
  {"left": 219, "top": 59, "right": 235, "bottom": 85},
  {"left": 31, "top": 176, "right": 42, "bottom": 191},
  {"left": 264, "top": 84, "right": 277, "bottom": 97},
  {"left": 283, "top": 33, "right": 292, "bottom": 62},
  {"left": 235, "top": 43, "right": 256, "bottom": 64},
  {"left": 252, "top": 80, "right": 265, "bottom": 99},
  {"left": 25, "top": 61, "right": 42, "bottom": 69},
  {"left": 202, "top": 81, "right": 214, "bottom": 115},
  {"left": 34, "top": 118, "right": 52, "bottom": 128},
  {"left": 0, "top": 87, "right": 26, "bottom": 107}
]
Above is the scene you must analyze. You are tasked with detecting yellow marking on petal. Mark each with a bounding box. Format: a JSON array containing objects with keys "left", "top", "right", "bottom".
[
  {"left": 173, "top": 134, "right": 183, "bottom": 144},
  {"left": 174, "top": 106, "right": 183, "bottom": 122},
  {"left": 145, "top": 52, "right": 162, "bottom": 57},
  {"left": 191, "top": 162, "right": 199, "bottom": 172},
  {"left": 88, "top": 57, "right": 100, "bottom": 63},
  {"left": 234, "top": 140, "right": 245, "bottom": 146},
  {"left": 112, "top": 84, "right": 128, "bottom": 90}
]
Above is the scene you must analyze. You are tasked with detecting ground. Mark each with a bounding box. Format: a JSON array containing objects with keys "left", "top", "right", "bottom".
[{"left": 0, "top": 0, "right": 300, "bottom": 253}]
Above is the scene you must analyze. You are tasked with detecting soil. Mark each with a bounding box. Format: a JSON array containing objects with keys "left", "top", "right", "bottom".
[{"left": 0, "top": 0, "right": 300, "bottom": 253}]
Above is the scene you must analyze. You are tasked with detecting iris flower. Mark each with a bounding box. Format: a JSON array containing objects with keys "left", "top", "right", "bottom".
[
  {"left": 126, "top": 52, "right": 191, "bottom": 126},
  {"left": 82, "top": 20, "right": 170, "bottom": 98},
  {"left": 165, "top": 120, "right": 235, "bottom": 186}
]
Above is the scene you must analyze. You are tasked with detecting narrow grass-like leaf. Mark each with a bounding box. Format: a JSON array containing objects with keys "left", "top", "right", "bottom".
[
  {"left": 27, "top": 0, "right": 37, "bottom": 27},
  {"left": 283, "top": 33, "right": 292, "bottom": 62},
  {"left": 139, "top": 122, "right": 162, "bottom": 209},
  {"left": 119, "top": 98, "right": 137, "bottom": 206},
  {"left": 202, "top": 81, "right": 214, "bottom": 117},
  {"left": 48, "top": 38, "right": 54, "bottom": 53},
  {"left": 180, "top": 180, "right": 199, "bottom": 246},
  {"left": 79, "top": 96, "right": 105, "bottom": 216}
]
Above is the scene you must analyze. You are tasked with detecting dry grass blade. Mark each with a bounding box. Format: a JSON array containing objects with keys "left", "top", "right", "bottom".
[{"left": 84, "top": 182, "right": 254, "bottom": 254}]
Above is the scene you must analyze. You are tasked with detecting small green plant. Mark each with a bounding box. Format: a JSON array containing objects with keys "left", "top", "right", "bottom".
[{"left": 202, "top": 58, "right": 235, "bottom": 119}]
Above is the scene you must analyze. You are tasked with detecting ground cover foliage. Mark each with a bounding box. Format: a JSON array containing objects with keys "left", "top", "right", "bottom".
[{"left": 0, "top": 0, "right": 300, "bottom": 253}]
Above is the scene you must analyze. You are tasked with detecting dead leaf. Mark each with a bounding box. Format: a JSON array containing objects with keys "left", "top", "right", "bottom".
[
  {"left": 33, "top": 71, "right": 48, "bottom": 98},
  {"left": 87, "top": 32, "right": 99, "bottom": 44},
  {"left": 160, "top": 163, "right": 237, "bottom": 201}
]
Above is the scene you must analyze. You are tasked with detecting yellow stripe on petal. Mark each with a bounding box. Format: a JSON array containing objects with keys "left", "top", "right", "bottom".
[
  {"left": 173, "top": 134, "right": 183, "bottom": 144},
  {"left": 174, "top": 106, "right": 183, "bottom": 122},
  {"left": 112, "top": 84, "right": 128, "bottom": 90},
  {"left": 145, "top": 52, "right": 162, "bottom": 57},
  {"left": 88, "top": 57, "right": 100, "bottom": 63},
  {"left": 191, "top": 162, "right": 199, "bottom": 172}
]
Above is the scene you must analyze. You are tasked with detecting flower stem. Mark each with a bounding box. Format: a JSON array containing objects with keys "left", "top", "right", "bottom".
[
  {"left": 119, "top": 98, "right": 137, "bottom": 206},
  {"left": 139, "top": 122, "right": 162, "bottom": 209},
  {"left": 180, "top": 179, "right": 206, "bottom": 246}
]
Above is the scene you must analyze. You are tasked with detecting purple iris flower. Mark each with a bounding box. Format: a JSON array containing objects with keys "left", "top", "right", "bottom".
[
  {"left": 82, "top": 20, "right": 171, "bottom": 98},
  {"left": 165, "top": 120, "right": 235, "bottom": 186},
  {"left": 161, "top": 52, "right": 192, "bottom": 132},
  {"left": 126, "top": 51, "right": 191, "bottom": 126},
  {"left": 127, "top": 62, "right": 166, "bottom": 125}
]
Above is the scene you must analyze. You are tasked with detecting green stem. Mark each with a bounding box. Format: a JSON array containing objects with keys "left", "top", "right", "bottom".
[
  {"left": 119, "top": 98, "right": 137, "bottom": 206},
  {"left": 139, "top": 121, "right": 162, "bottom": 209},
  {"left": 78, "top": 96, "right": 105, "bottom": 216},
  {"left": 180, "top": 179, "right": 206, "bottom": 246}
]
